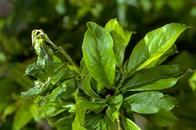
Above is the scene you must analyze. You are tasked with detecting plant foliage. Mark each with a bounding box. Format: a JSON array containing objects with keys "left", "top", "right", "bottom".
[{"left": 22, "top": 19, "right": 188, "bottom": 130}]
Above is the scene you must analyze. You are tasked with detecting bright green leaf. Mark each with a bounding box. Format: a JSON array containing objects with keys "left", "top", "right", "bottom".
[
  {"left": 122, "top": 65, "right": 184, "bottom": 92},
  {"left": 124, "top": 91, "right": 176, "bottom": 114},
  {"left": 72, "top": 108, "right": 87, "bottom": 130},
  {"left": 30, "top": 103, "right": 40, "bottom": 121},
  {"left": 105, "top": 19, "right": 132, "bottom": 65},
  {"left": 82, "top": 22, "right": 116, "bottom": 87},
  {"left": 122, "top": 117, "right": 141, "bottom": 130},
  {"left": 128, "top": 77, "right": 179, "bottom": 91},
  {"left": 126, "top": 23, "right": 187, "bottom": 75},
  {"left": 144, "top": 44, "right": 178, "bottom": 67}
]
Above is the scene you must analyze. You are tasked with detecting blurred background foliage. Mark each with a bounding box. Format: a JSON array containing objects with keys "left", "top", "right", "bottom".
[{"left": 0, "top": 0, "right": 195, "bottom": 130}]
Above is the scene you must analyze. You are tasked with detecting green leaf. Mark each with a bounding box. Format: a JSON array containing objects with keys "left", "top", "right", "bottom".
[
  {"left": 85, "top": 113, "right": 107, "bottom": 130},
  {"left": 13, "top": 102, "right": 33, "bottom": 130},
  {"left": 47, "top": 79, "right": 76, "bottom": 101},
  {"left": 121, "top": 117, "right": 141, "bottom": 130},
  {"left": 128, "top": 78, "right": 179, "bottom": 91},
  {"left": 72, "top": 90, "right": 106, "bottom": 130},
  {"left": 54, "top": 116, "right": 73, "bottom": 130},
  {"left": 124, "top": 91, "right": 176, "bottom": 114},
  {"left": 80, "top": 60, "right": 100, "bottom": 98},
  {"left": 33, "top": 79, "right": 76, "bottom": 118},
  {"left": 82, "top": 22, "right": 116, "bottom": 87},
  {"left": 152, "top": 45, "right": 177, "bottom": 66},
  {"left": 106, "top": 94, "right": 123, "bottom": 121},
  {"left": 122, "top": 65, "right": 184, "bottom": 92},
  {"left": 30, "top": 103, "right": 40, "bottom": 121},
  {"left": 126, "top": 23, "right": 187, "bottom": 75},
  {"left": 72, "top": 108, "right": 87, "bottom": 130},
  {"left": 22, "top": 30, "right": 77, "bottom": 97},
  {"left": 82, "top": 73, "right": 101, "bottom": 98},
  {"left": 104, "top": 115, "right": 121, "bottom": 130},
  {"left": 21, "top": 81, "right": 48, "bottom": 97},
  {"left": 105, "top": 19, "right": 132, "bottom": 65},
  {"left": 189, "top": 71, "right": 196, "bottom": 91}
]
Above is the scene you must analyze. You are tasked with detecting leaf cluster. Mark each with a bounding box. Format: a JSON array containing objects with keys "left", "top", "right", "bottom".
[{"left": 22, "top": 19, "right": 188, "bottom": 130}]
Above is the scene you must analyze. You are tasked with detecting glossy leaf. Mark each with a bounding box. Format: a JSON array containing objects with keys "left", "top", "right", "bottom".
[
  {"left": 128, "top": 77, "right": 179, "bottom": 91},
  {"left": 82, "top": 22, "right": 116, "bottom": 87},
  {"left": 122, "top": 117, "right": 141, "bottom": 130},
  {"left": 124, "top": 91, "right": 176, "bottom": 114},
  {"left": 152, "top": 45, "right": 177, "bottom": 66},
  {"left": 105, "top": 19, "right": 132, "bottom": 65},
  {"left": 122, "top": 65, "right": 184, "bottom": 92},
  {"left": 126, "top": 23, "right": 187, "bottom": 74}
]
